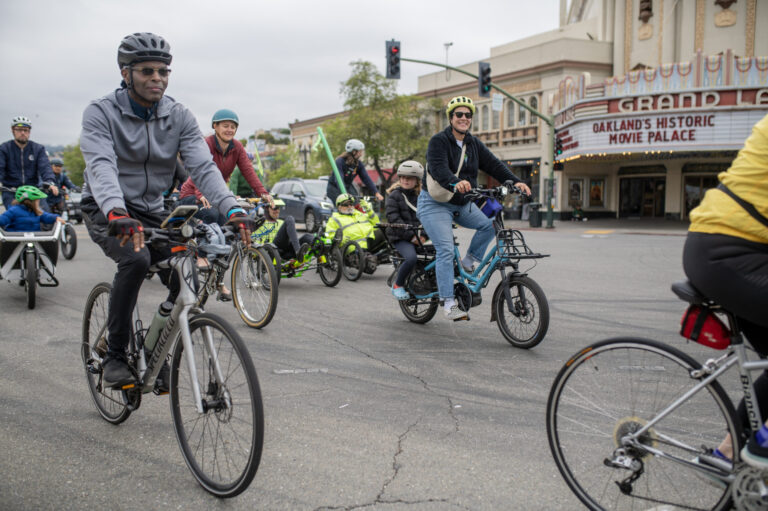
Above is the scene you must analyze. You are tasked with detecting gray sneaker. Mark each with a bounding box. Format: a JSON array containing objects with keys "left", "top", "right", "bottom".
[{"left": 444, "top": 304, "right": 468, "bottom": 321}]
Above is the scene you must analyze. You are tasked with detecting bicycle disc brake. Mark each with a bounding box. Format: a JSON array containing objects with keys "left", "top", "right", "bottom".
[{"left": 732, "top": 466, "right": 768, "bottom": 511}]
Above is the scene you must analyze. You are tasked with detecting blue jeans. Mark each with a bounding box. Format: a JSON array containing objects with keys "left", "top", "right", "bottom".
[{"left": 417, "top": 190, "right": 494, "bottom": 300}]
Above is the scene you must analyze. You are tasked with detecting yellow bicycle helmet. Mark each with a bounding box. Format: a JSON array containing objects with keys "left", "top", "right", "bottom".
[{"left": 445, "top": 96, "right": 476, "bottom": 120}]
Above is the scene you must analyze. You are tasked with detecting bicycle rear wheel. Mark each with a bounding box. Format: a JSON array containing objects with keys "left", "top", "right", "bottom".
[
  {"left": 547, "top": 338, "right": 740, "bottom": 511},
  {"left": 25, "top": 251, "right": 36, "bottom": 309},
  {"left": 81, "top": 282, "right": 132, "bottom": 425},
  {"left": 60, "top": 224, "right": 77, "bottom": 260},
  {"left": 231, "top": 246, "right": 278, "bottom": 329},
  {"left": 169, "top": 313, "right": 264, "bottom": 498},
  {"left": 493, "top": 275, "right": 549, "bottom": 348}
]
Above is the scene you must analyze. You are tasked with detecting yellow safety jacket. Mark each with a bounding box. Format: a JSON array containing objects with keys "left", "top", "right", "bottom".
[
  {"left": 251, "top": 218, "right": 283, "bottom": 244},
  {"left": 690, "top": 113, "right": 768, "bottom": 244},
  {"left": 326, "top": 210, "right": 376, "bottom": 249}
]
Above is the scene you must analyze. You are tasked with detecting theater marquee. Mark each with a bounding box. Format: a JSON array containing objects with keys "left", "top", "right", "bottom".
[{"left": 558, "top": 109, "right": 768, "bottom": 157}]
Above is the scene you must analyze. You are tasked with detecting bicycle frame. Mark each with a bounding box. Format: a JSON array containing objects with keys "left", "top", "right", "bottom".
[
  {"left": 621, "top": 319, "right": 767, "bottom": 475},
  {"left": 132, "top": 247, "right": 226, "bottom": 414}
]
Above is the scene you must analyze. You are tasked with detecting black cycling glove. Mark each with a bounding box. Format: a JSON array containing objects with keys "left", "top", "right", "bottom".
[{"left": 107, "top": 208, "right": 144, "bottom": 237}]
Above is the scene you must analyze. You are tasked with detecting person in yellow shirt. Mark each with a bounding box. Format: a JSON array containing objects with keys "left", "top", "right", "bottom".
[{"left": 684, "top": 112, "right": 768, "bottom": 469}]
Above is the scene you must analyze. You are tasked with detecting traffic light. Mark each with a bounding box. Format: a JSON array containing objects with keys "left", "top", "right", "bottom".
[
  {"left": 478, "top": 62, "right": 491, "bottom": 97},
  {"left": 386, "top": 40, "right": 401, "bottom": 79},
  {"left": 555, "top": 137, "right": 563, "bottom": 156}
]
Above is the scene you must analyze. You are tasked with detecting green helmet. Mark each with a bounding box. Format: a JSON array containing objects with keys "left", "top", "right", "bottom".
[
  {"left": 270, "top": 198, "right": 286, "bottom": 207},
  {"left": 212, "top": 109, "right": 239, "bottom": 128},
  {"left": 335, "top": 193, "right": 355, "bottom": 207},
  {"left": 15, "top": 185, "right": 47, "bottom": 202},
  {"left": 445, "top": 96, "right": 476, "bottom": 120}
]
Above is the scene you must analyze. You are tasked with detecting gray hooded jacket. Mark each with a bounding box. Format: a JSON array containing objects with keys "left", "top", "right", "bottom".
[{"left": 80, "top": 88, "right": 238, "bottom": 217}]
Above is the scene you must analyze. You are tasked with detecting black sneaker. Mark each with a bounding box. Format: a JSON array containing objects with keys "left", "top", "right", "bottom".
[
  {"left": 296, "top": 242, "right": 311, "bottom": 263},
  {"left": 102, "top": 355, "right": 135, "bottom": 389},
  {"left": 154, "top": 360, "right": 171, "bottom": 394}
]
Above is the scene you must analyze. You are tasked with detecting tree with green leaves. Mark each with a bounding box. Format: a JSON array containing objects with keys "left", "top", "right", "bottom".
[
  {"left": 316, "top": 60, "right": 440, "bottom": 194},
  {"left": 61, "top": 142, "right": 85, "bottom": 186}
]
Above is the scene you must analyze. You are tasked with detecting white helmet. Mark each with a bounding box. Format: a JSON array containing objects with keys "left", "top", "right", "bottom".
[
  {"left": 345, "top": 139, "right": 365, "bottom": 152},
  {"left": 11, "top": 116, "right": 31, "bottom": 128},
  {"left": 397, "top": 160, "right": 424, "bottom": 179}
]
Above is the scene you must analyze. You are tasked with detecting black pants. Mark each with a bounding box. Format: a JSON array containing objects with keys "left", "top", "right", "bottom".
[
  {"left": 393, "top": 240, "right": 417, "bottom": 287},
  {"left": 82, "top": 198, "right": 179, "bottom": 356},
  {"left": 683, "top": 232, "right": 768, "bottom": 435},
  {"left": 273, "top": 216, "right": 313, "bottom": 259}
]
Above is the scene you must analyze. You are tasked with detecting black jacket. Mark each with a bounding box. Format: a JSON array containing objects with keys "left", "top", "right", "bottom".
[
  {"left": 385, "top": 187, "right": 424, "bottom": 242},
  {"left": 425, "top": 126, "right": 520, "bottom": 205}
]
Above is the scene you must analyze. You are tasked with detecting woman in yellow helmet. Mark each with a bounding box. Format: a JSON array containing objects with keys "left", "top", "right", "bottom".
[{"left": 418, "top": 96, "right": 531, "bottom": 320}]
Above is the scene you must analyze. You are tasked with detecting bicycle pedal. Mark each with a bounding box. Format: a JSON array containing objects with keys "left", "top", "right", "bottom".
[
  {"left": 153, "top": 388, "right": 169, "bottom": 396},
  {"left": 453, "top": 315, "right": 470, "bottom": 322}
]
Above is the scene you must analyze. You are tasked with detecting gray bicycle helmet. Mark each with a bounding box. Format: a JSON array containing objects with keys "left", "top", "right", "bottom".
[
  {"left": 11, "top": 116, "right": 31, "bottom": 128},
  {"left": 397, "top": 160, "right": 424, "bottom": 179},
  {"left": 50, "top": 157, "right": 64, "bottom": 166},
  {"left": 345, "top": 139, "right": 365, "bottom": 152},
  {"left": 117, "top": 32, "right": 172, "bottom": 68}
]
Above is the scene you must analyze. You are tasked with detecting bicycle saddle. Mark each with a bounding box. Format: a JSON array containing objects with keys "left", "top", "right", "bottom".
[{"left": 671, "top": 280, "right": 708, "bottom": 305}]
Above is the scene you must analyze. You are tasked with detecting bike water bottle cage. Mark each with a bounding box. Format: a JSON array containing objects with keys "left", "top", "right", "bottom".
[{"left": 107, "top": 209, "right": 143, "bottom": 237}]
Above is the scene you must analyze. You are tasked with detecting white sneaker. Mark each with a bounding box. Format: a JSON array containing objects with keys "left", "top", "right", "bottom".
[{"left": 444, "top": 304, "right": 468, "bottom": 320}]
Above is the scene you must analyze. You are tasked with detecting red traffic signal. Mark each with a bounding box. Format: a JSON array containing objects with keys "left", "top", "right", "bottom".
[{"left": 386, "top": 40, "right": 401, "bottom": 79}]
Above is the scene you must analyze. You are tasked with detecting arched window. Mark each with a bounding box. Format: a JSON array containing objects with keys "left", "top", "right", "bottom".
[
  {"left": 441, "top": 109, "right": 449, "bottom": 130},
  {"left": 529, "top": 96, "right": 538, "bottom": 125},
  {"left": 481, "top": 105, "right": 489, "bottom": 131},
  {"left": 492, "top": 105, "right": 500, "bottom": 130},
  {"left": 518, "top": 99, "right": 527, "bottom": 126},
  {"left": 507, "top": 100, "right": 515, "bottom": 128}
]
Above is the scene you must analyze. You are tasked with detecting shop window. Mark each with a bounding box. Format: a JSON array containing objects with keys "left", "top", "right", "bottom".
[
  {"left": 529, "top": 97, "right": 538, "bottom": 125},
  {"left": 481, "top": 105, "right": 489, "bottom": 131},
  {"left": 507, "top": 101, "right": 515, "bottom": 128}
]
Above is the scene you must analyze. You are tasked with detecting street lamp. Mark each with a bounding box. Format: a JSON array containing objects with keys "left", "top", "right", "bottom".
[{"left": 299, "top": 144, "right": 310, "bottom": 174}]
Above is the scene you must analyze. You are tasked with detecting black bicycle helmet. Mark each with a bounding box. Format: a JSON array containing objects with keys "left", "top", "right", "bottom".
[{"left": 117, "top": 32, "right": 172, "bottom": 68}]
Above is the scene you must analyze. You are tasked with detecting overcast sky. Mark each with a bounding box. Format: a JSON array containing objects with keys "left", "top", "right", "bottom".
[{"left": 1, "top": 0, "right": 560, "bottom": 147}]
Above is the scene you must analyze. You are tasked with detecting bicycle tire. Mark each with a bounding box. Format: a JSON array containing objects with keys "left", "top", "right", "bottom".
[
  {"left": 341, "top": 240, "right": 364, "bottom": 281},
  {"left": 81, "top": 282, "right": 132, "bottom": 425},
  {"left": 60, "top": 224, "right": 77, "bottom": 260},
  {"left": 547, "top": 337, "right": 740, "bottom": 511},
  {"left": 492, "top": 275, "right": 549, "bottom": 348},
  {"left": 230, "top": 246, "right": 278, "bottom": 329},
  {"left": 25, "top": 251, "right": 36, "bottom": 309},
  {"left": 169, "top": 312, "right": 264, "bottom": 498},
  {"left": 399, "top": 297, "right": 439, "bottom": 324},
  {"left": 318, "top": 246, "right": 342, "bottom": 287},
  {"left": 261, "top": 244, "right": 282, "bottom": 285}
]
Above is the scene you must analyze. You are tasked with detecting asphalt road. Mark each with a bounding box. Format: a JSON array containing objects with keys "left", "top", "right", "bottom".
[{"left": 0, "top": 220, "right": 700, "bottom": 510}]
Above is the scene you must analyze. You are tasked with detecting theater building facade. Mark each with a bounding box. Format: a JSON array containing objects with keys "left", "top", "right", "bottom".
[{"left": 553, "top": 50, "right": 768, "bottom": 219}]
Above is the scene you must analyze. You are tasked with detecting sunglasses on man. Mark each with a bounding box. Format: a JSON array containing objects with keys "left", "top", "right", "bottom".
[
  {"left": 453, "top": 111, "right": 473, "bottom": 119},
  {"left": 134, "top": 67, "right": 172, "bottom": 77}
]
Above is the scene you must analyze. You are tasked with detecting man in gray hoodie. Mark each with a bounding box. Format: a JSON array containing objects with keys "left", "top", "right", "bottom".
[{"left": 80, "top": 32, "right": 254, "bottom": 390}]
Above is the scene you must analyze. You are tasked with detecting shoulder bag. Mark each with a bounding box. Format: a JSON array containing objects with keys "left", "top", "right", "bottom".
[{"left": 425, "top": 144, "right": 466, "bottom": 203}]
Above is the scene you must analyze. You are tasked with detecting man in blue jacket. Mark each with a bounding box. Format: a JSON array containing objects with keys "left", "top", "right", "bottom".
[
  {"left": 80, "top": 32, "right": 256, "bottom": 390},
  {"left": 46, "top": 158, "right": 78, "bottom": 214},
  {"left": 0, "top": 116, "right": 58, "bottom": 210}
]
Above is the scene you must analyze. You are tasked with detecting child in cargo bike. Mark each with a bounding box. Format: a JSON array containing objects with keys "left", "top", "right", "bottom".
[
  {"left": 385, "top": 161, "right": 428, "bottom": 300},
  {"left": 0, "top": 185, "right": 65, "bottom": 231}
]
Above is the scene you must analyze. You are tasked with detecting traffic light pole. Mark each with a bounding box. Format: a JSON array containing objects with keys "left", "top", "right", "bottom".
[{"left": 399, "top": 57, "right": 556, "bottom": 228}]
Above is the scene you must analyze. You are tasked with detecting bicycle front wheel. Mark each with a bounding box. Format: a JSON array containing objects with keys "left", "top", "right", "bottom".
[
  {"left": 170, "top": 312, "right": 264, "bottom": 498},
  {"left": 81, "top": 282, "right": 132, "bottom": 424},
  {"left": 547, "top": 338, "right": 739, "bottom": 511},
  {"left": 230, "top": 246, "right": 278, "bottom": 329},
  {"left": 60, "top": 224, "right": 77, "bottom": 260},
  {"left": 341, "top": 240, "right": 364, "bottom": 281},
  {"left": 318, "top": 246, "right": 342, "bottom": 287},
  {"left": 493, "top": 275, "right": 549, "bottom": 348}
]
